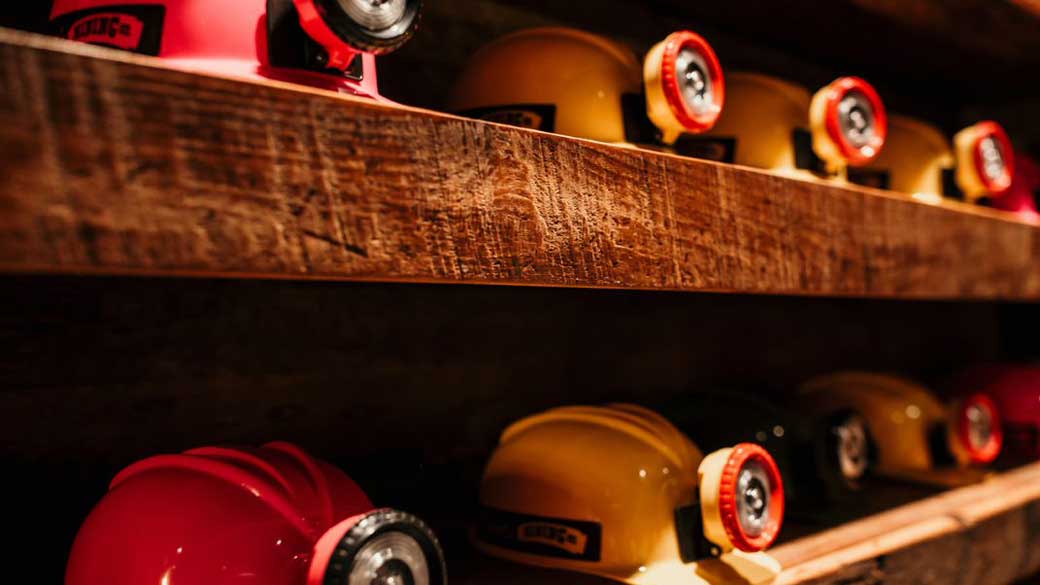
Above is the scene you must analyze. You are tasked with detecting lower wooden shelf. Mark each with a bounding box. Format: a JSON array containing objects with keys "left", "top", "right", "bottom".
[
  {"left": 771, "top": 462, "right": 1040, "bottom": 585},
  {"left": 446, "top": 463, "right": 1040, "bottom": 585}
]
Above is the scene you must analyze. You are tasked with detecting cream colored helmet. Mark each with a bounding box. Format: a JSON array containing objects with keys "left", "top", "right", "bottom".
[
  {"left": 800, "top": 372, "right": 1002, "bottom": 486},
  {"left": 704, "top": 73, "right": 887, "bottom": 180},
  {"left": 851, "top": 117, "right": 1015, "bottom": 203},
  {"left": 475, "top": 404, "right": 783, "bottom": 585},
  {"left": 449, "top": 27, "right": 724, "bottom": 147}
]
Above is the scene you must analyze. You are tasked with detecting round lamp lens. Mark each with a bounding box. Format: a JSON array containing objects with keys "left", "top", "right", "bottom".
[
  {"left": 838, "top": 91, "right": 877, "bottom": 151},
  {"left": 978, "top": 135, "right": 1009, "bottom": 185},
  {"left": 966, "top": 402, "right": 994, "bottom": 451},
  {"left": 835, "top": 414, "right": 870, "bottom": 481},
  {"left": 349, "top": 531, "right": 430, "bottom": 585},
  {"left": 675, "top": 47, "right": 714, "bottom": 117},
  {"left": 337, "top": 0, "right": 408, "bottom": 32},
  {"left": 736, "top": 460, "right": 771, "bottom": 538}
]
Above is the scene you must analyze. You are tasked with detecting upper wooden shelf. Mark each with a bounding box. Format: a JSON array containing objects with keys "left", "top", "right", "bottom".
[{"left": 2, "top": 29, "right": 1040, "bottom": 300}]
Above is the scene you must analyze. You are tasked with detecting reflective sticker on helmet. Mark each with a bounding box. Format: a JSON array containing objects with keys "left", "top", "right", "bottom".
[
  {"left": 456, "top": 105, "right": 556, "bottom": 133},
  {"left": 51, "top": 5, "right": 166, "bottom": 56},
  {"left": 478, "top": 506, "right": 601, "bottom": 561}
]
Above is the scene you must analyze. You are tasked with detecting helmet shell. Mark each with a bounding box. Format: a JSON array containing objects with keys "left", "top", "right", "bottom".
[
  {"left": 66, "top": 442, "right": 375, "bottom": 585},
  {"left": 449, "top": 27, "right": 642, "bottom": 143},
  {"left": 706, "top": 73, "right": 887, "bottom": 180},
  {"left": 799, "top": 372, "right": 952, "bottom": 474},
  {"left": 989, "top": 153, "right": 1040, "bottom": 220},
  {"left": 854, "top": 114, "right": 953, "bottom": 197},
  {"left": 48, "top": 0, "right": 385, "bottom": 97},
  {"left": 705, "top": 73, "right": 812, "bottom": 174},
  {"left": 477, "top": 404, "right": 702, "bottom": 576}
]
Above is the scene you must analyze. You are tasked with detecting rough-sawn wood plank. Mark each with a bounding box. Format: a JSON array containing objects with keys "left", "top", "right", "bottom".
[
  {"left": 1, "top": 29, "right": 1039, "bottom": 299},
  {"left": 771, "top": 462, "right": 1040, "bottom": 584}
]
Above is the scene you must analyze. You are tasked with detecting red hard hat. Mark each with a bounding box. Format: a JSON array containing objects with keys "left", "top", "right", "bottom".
[
  {"left": 66, "top": 442, "right": 446, "bottom": 585},
  {"left": 48, "top": 0, "right": 423, "bottom": 99}
]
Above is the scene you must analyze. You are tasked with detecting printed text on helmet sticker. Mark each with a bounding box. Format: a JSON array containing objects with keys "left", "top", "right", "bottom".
[
  {"left": 51, "top": 5, "right": 166, "bottom": 56},
  {"left": 456, "top": 105, "right": 556, "bottom": 132},
  {"left": 478, "top": 506, "right": 602, "bottom": 561}
]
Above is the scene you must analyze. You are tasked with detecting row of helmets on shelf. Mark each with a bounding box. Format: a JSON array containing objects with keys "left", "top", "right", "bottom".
[
  {"left": 66, "top": 365, "right": 1040, "bottom": 585},
  {"left": 47, "top": 1, "right": 1040, "bottom": 220}
]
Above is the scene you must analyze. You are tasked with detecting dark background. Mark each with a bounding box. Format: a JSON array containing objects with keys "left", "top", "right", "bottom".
[{"left": 3, "top": 3, "right": 1040, "bottom": 583}]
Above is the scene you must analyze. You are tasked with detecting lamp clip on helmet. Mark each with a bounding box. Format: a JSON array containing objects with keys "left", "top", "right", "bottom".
[
  {"left": 476, "top": 405, "right": 783, "bottom": 585},
  {"left": 49, "top": 0, "right": 422, "bottom": 99},
  {"left": 65, "top": 442, "right": 447, "bottom": 585},
  {"left": 953, "top": 121, "right": 1015, "bottom": 202},
  {"left": 809, "top": 76, "right": 888, "bottom": 172}
]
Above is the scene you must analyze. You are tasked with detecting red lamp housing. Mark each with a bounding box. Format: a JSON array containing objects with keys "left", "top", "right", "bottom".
[
  {"left": 955, "top": 393, "right": 1004, "bottom": 464},
  {"left": 821, "top": 76, "right": 887, "bottom": 167},
  {"left": 953, "top": 365, "right": 1040, "bottom": 461},
  {"left": 969, "top": 121, "right": 1015, "bottom": 197},
  {"left": 716, "top": 443, "right": 784, "bottom": 552},
  {"left": 49, "top": 0, "right": 423, "bottom": 100},
  {"left": 658, "top": 30, "right": 725, "bottom": 133},
  {"left": 65, "top": 442, "right": 446, "bottom": 585}
]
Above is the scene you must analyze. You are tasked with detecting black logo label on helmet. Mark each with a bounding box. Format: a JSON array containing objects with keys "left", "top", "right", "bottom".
[
  {"left": 456, "top": 105, "right": 556, "bottom": 132},
  {"left": 847, "top": 168, "right": 891, "bottom": 190},
  {"left": 478, "top": 506, "right": 601, "bottom": 561},
  {"left": 793, "top": 128, "right": 832, "bottom": 176},
  {"left": 51, "top": 5, "right": 165, "bottom": 56},
  {"left": 674, "top": 136, "right": 736, "bottom": 163},
  {"left": 941, "top": 167, "right": 965, "bottom": 201}
]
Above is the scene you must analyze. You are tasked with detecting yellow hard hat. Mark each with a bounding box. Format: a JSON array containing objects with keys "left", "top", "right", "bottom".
[
  {"left": 449, "top": 27, "right": 724, "bottom": 147},
  {"left": 474, "top": 404, "right": 783, "bottom": 585},
  {"left": 704, "top": 73, "right": 887, "bottom": 180},
  {"left": 800, "top": 373, "right": 1002, "bottom": 486},
  {"left": 849, "top": 114, "right": 954, "bottom": 199},
  {"left": 850, "top": 117, "right": 1015, "bottom": 204}
]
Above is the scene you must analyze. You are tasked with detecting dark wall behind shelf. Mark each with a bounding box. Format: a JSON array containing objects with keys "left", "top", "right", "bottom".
[
  {"left": 0, "top": 2, "right": 52, "bottom": 34},
  {"left": 0, "top": 275, "right": 1026, "bottom": 583}
]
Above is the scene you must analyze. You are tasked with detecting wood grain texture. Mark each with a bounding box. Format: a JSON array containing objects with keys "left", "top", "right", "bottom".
[
  {"left": 2, "top": 29, "right": 1040, "bottom": 298},
  {"left": 772, "top": 462, "right": 1040, "bottom": 585}
]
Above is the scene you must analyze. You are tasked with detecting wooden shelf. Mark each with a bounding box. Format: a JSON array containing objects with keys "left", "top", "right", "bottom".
[
  {"left": 2, "top": 27, "right": 1040, "bottom": 300},
  {"left": 454, "top": 463, "right": 1040, "bottom": 585},
  {"left": 772, "top": 462, "right": 1040, "bottom": 584}
]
